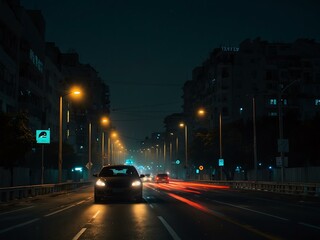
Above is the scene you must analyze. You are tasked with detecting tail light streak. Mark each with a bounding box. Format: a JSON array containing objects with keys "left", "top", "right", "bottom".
[{"left": 145, "top": 181, "right": 279, "bottom": 240}]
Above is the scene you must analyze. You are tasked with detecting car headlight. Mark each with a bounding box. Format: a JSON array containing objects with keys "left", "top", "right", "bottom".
[
  {"left": 132, "top": 180, "right": 141, "bottom": 187},
  {"left": 96, "top": 179, "right": 106, "bottom": 187}
]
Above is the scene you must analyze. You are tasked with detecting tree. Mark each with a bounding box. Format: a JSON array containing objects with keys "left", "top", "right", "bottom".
[
  {"left": 33, "top": 141, "right": 79, "bottom": 169},
  {"left": 0, "top": 112, "right": 35, "bottom": 186}
]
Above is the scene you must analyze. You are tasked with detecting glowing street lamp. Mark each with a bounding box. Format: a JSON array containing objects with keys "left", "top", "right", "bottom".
[
  {"left": 197, "top": 108, "right": 206, "bottom": 117},
  {"left": 100, "top": 116, "right": 110, "bottom": 168},
  {"left": 58, "top": 87, "right": 82, "bottom": 183},
  {"left": 198, "top": 108, "right": 224, "bottom": 180},
  {"left": 179, "top": 122, "right": 188, "bottom": 178},
  {"left": 109, "top": 131, "right": 118, "bottom": 165}
]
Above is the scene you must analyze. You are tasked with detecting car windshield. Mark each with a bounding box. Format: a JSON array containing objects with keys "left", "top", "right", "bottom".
[{"left": 99, "top": 166, "right": 138, "bottom": 177}]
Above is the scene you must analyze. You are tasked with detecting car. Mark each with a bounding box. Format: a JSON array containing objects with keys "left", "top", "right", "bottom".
[
  {"left": 142, "top": 173, "right": 153, "bottom": 182},
  {"left": 155, "top": 173, "right": 169, "bottom": 183},
  {"left": 93, "top": 165, "right": 145, "bottom": 203}
]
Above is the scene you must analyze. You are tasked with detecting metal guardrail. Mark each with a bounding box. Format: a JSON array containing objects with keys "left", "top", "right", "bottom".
[
  {"left": 202, "top": 181, "right": 320, "bottom": 197},
  {"left": 1, "top": 180, "right": 319, "bottom": 203},
  {"left": 0, "top": 182, "right": 92, "bottom": 203}
]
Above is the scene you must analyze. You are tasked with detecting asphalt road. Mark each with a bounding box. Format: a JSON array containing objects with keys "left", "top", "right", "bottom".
[{"left": 0, "top": 180, "right": 319, "bottom": 240}]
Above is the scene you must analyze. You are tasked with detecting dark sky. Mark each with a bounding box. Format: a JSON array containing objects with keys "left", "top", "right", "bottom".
[{"left": 21, "top": 0, "right": 320, "bottom": 148}]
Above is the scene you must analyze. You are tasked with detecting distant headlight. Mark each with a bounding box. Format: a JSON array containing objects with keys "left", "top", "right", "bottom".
[
  {"left": 96, "top": 179, "right": 106, "bottom": 187},
  {"left": 132, "top": 180, "right": 141, "bottom": 187}
]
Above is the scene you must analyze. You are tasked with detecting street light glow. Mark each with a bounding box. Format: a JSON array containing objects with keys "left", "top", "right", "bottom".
[
  {"left": 197, "top": 108, "right": 206, "bottom": 117},
  {"left": 58, "top": 86, "right": 84, "bottom": 183},
  {"left": 70, "top": 86, "right": 82, "bottom": 95},
  {"left": 101, "top": 116, "right": 110, "bottom": 126}
]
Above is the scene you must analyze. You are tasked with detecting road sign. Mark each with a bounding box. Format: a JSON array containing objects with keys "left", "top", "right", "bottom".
[
  {"left": 218, "top": 158, "right": 224, "bottom": 167},
  {"left": 175, "top": 160, "right": 181, "bottom": 165},
  {"left": 36, "top": 130, "right": 50, "bottom": 144},
  {"left": 86, "top": 162, "right": 93, "bottom": 169}
]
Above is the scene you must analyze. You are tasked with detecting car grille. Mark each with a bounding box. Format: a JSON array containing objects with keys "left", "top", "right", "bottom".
[{"left": 108, "top": 181, "right": 131, "bottom": 188}]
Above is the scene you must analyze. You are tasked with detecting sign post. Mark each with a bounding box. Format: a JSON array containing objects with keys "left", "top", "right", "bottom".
[
  {"left": 36, "top": 130, "right": 50, "bottom": 184},
  {"left": 218, "top": 158, "right": 224, "bottom": 180}
]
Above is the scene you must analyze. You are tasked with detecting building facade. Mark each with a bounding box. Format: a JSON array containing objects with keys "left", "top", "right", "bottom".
[
  {"left": 0, "top": 0, "right": 111, "bottom": 182},
  {"left": 183, "top": 38, "right": 320, "bottom": 129}
]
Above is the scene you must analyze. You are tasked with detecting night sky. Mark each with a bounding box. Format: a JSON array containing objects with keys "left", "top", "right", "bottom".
[{"left": 21, "top": 0, "right": 320, "bottom": 148}]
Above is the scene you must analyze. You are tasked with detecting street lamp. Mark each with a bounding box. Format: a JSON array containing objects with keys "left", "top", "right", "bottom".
[
  {"left": 219, "top": 112, "right": 223, "bottom": 180},
  {"left": 253, "top": 97, "right": 258, "bottom": 181},
  {"left": 197, "top": 108, "right": 223, "bottom": 180},
  {"left": 100, "top": 116, "right": 110, "bottom": 168},
  {"left": 109, "top": 131, "right": 118, "bottom": 165},
  {"left": 179, "top": 122, "right": 188, "bottom": 178},
  {"left": 88, "top": 122, "right": 92, "bottom": 179},
  {"left": 197, "top": 108, "right": 206, "bottom": 117},
  {"left": 58, "top": 88, "right": 82, "bottom": 183},
  {"left": 278, "top": 79, "right": 300, "bottom": 182}
]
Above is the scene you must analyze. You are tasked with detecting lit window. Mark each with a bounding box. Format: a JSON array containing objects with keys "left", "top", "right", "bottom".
[
  {"left": 315, "top": 99, "right": 320, "bottom": 106},
  {"left": 239, "top": 107, "right": 243, "bottom": 114},
  {"left": 67, "top": 110, "right": 70, "bottom": 123},
  {"left": 269, "top": 112, "right": 278, "bottom": 116},
  {"left": 269, "top": 99, "right": 277, "bottom": 105}
]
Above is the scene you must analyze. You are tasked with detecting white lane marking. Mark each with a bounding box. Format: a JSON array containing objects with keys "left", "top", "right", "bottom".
[
  {"left": 212, "top": 200, "right": 289, "bottom": 221},
  {"left": 44, "top": 204, "right": 76, "bottom": 217},
  {"left": 158, "top": 216, "right": 181, "bottom": 240},
  {"left": 0, "top": 206, "right": 34, "bottom": 216},
  {"left": 72, "top": 228, "right": 87, "bottom": 240},
  {"left": 44, "top": 200, "right": 87, "bottom": 217},
  {"left": 299, "top": 222, "right": 320, "bottom": 230},
  {"left": 75, "top": 200, "right": 86, "bottom": 205},
  {"left": 0, "top": 218, "right": 39, "bottom": 234},
  {"left": 92, "top": 210, "right": 100, "bottom": 219}
]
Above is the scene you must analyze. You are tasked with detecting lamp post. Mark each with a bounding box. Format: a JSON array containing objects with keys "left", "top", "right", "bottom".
[
  {"left": 197, "top": 108, "right": 223, "bottom": 180},
  {"left": 58, "top": 96, "right": 63, "bottom": 183},
  {"left": 179, "top": 122, "right": 188, "bottom": 179},
  {"left": 107, "top": 135, "right": 111, "bottom": 165},
  {"left": 278, "top": 79, "right": 300, "bottom": 182},
  {"left": 169, "top": 132, "right": 174, "bottom": 167},
  {"left": 58, "top": 89, "right": 81, "bottom": 183},
  {"left": 253, "top": 97, "right": 258, "bottom": 181},
  {"left": 110, "top": 131, "right": 118, "bottom": 165},
  {"left": 219, "top": 112, "right": 223, "bottom": 180},
  {"left": 101, "top": 131, "right": 105, "bottom": 167},
  {"left": 163, "top": 141, "right": 166, "bottom": 167},
  {"left": 100, "top": 117, "right": 110, "bottom": 168},
  {"left": 88, "top": 122, "right": 92, "bottom": 179}
]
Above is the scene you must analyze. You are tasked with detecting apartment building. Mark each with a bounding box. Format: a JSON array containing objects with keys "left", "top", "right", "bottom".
[{"left": 183, "top": 38, "right": 320, "bottom": 129}]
